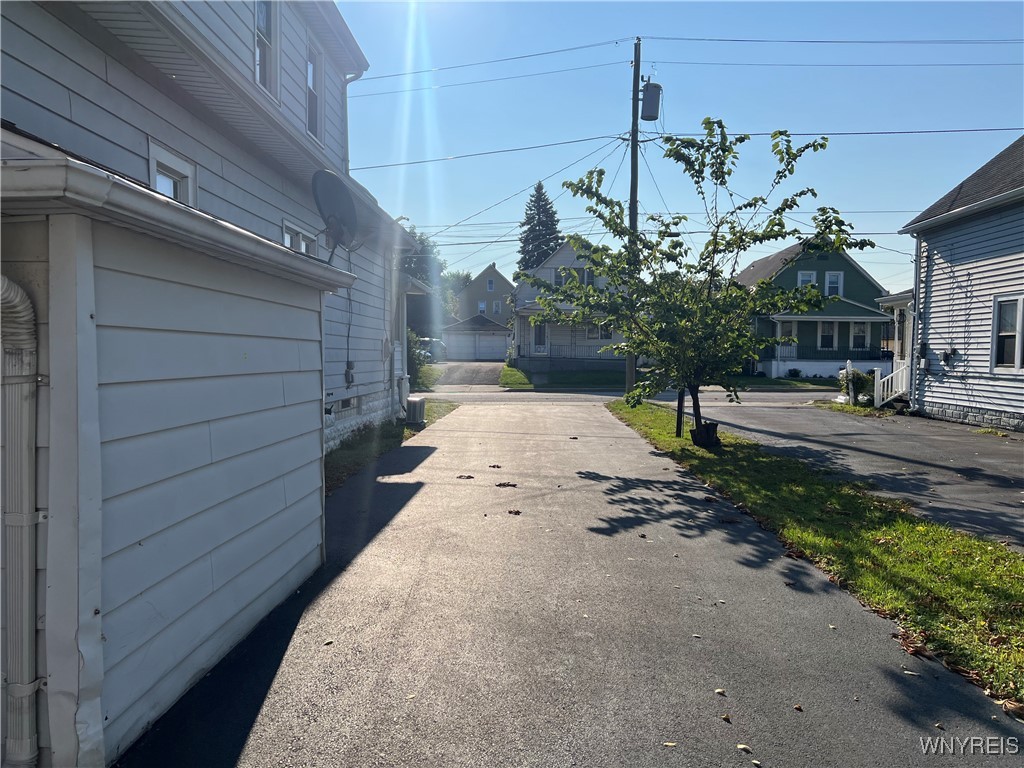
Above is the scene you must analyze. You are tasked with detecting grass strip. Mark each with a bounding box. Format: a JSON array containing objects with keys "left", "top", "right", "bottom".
[
  {"left": 412, "top": 364, "right": 443, "bottom": 392},
  {"left": 325, "top": 400, "right": 459, "bottom": 492},
  {"left": 608, "top": 400, "right": 1024, "bottom": 708},
  {"left": 815, "top": 402, "right": 892, "bottom": 418},
  {"left": 727, "top": 375, "right": 841, "bottom": 390},
  {"left": 499, "top": 365, "right": 533, "bottom": 389}
]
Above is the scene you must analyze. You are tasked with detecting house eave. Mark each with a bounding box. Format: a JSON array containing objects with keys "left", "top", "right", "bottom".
[
  {"left": 899, "top": 187, "right": 1024, "bottom": 235},
  {"left": 1, "top": 156, "right": 356, "bottom": 291}
]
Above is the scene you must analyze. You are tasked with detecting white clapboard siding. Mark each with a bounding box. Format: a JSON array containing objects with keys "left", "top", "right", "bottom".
[
  {"left": 917, "top": 204, "right": 1024, "bottom": 415},
  {"left": 91, "top": 222, "right": 326, "bottom": 760}
]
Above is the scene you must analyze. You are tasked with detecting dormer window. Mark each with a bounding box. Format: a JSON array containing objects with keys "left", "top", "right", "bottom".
[{"left": 255, "top": 1, "right": 277, "bottom": 95}]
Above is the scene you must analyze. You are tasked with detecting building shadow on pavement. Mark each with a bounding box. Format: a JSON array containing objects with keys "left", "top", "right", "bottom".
[{"left": 112, "top": 445, "right": 434, "bottom": 768}]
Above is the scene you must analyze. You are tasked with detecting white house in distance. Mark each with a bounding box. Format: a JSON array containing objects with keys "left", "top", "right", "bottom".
[
  {"left": 893, "top": 136, "right": 1024, "bottom": 431},
  {"left": 510, "top": 242, "right": 626, "bottom": 372},
  {"left": 1, "top": 2, "right": 412, "bottom": 764},
  {"left": 444, "top": 263, "right": 514, "bottom": 360}
]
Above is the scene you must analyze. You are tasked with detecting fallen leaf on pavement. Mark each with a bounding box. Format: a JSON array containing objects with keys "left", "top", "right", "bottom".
[
  {"left": 638, "top": 533, "right": 647, "bottom": 538},
  {"left": 692, "top": 634, "right": 701, "bottom": 638},
  {"left": 456, "top": 475, "right": 474, "bottom": 480},
  {"left": 737, "top": 744, "right": 752, "bottom": 753},
  {"left": 715, "top": 689, "right": 727, "bottom": 696},
  {"left": 489, "top": 464, "right": 501, "bottom": 468},
  {"left": 793, "top": 704, "right": 803, "bottom": 712},
  {"left": 496, "top": 481, "right": 518, "bottom": 488},
  {"left": 507, "top": 509, "right": 522, "bottom": 516},
  {"left": 406, "top": 694, "right": 416, "bottom": 700},
  {"left": 323, "top": 640, "right": 334, "bottom": 646},
  {"left": 721, "top": 714, "right": 731, "bottom": 723},
  {"left": 569, "top": 436, "right": 578, "bottom": 440},
  {"left": 903, "top": 670, "right": 920, "bottom": 676},
  {"left": 703, "top": 495, "right": 715, "bottom": 502},
  {"left": 934, "top": 722, "right": 944, "bottom": 730},
  {"left": 829, "top": 624, "right": 837, "bottom": 630},
  {"left": 662, "top": 742, "right": 677, "bottom": 747},
  {"left": 751, "top": 761, "right": 762, "bottom": 767},
  {"left": 784, "top": 581, "right": 795, "bottom": 587}
]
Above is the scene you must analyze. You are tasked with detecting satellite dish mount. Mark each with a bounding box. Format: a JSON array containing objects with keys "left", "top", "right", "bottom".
[{"left": 312, "top": 170, "right": 363, "bottom": 261}]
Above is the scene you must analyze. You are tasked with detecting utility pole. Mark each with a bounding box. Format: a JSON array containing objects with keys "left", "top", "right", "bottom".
[{"left": 625, "top": 36, "right": 641, "bottom": 393}]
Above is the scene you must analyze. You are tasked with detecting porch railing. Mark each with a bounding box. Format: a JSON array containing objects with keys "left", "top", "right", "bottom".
[
  {"left": 762, "top": 345, "right": 885, "bottom": 362},
  {"left": 874, "top": 362, "right": 910, "bottom": 407},
  {"left": 549, "top": 344, "right": 614, "bottom": 359}
]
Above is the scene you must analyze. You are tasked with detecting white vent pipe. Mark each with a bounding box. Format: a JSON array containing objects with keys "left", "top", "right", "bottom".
[{"left": 2, "top": 275, "right": 40, "bottom": 768}]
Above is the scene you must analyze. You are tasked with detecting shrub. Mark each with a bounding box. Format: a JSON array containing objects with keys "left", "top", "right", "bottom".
[
  {"left": 839, "top": 367, "right": 875, "bottom": 406},
  {"left": 787, "top": 368, "right": 802, "bottom": 378},
  {"left": 407, "top": 327, "right": 429, "bottom": 389}
]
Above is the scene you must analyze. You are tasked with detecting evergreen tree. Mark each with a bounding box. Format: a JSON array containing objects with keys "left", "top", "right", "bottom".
[{"left": 517, "top": 182, "right": 562, "bottom": 272}]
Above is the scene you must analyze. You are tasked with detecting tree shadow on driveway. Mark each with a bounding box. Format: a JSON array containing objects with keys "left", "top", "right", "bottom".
[
  {"left": 113, "top": 445, "right": 434, "bottom": 768},
  {"left": 576, "top": 466, "right": 827, "bottom": 596}
]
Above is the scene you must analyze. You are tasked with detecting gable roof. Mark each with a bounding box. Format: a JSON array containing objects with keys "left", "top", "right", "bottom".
[
  {"left": 444, "top": 314, "right": 510, "bottom": 331},
  {"left": 456, "top": 262, "right": 514, "bottom": 297},
  {"left": 734, "top": 242, "right": 805, "bottom": 286},
  {"left": 901, "top": 136, "right": 1024, "bottom": 232},
  {"left": 735, "top": 241, "right": 886, "bottom": 295}
]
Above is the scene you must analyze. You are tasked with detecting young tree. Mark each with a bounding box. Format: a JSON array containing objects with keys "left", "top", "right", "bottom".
[
  {"left": 517, "top": 181, "right": 563, "bottom": 272},
  {"left": 524, "top": 118, "right": 873, "bottom": 445},
  {"left": 401, "top": 225, "right": 446, "bottom": 286},
  {"left": 440, "top": 269, "right": 473, "bottom": 318}
]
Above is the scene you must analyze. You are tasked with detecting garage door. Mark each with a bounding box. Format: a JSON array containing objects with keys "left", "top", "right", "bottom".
[
  {"left": 444, "top": 332, "right": 476, "bottom": 360},
  {"left": 476, "top": 333, "right": 510, "bottom": 361}
]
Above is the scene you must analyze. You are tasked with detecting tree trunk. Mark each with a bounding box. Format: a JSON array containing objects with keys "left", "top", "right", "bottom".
[
  {"left": 688, "top": 382, "right": 703, "bottom": 429},
  {"left": 675, "top": 388, "right": 685, "bottom": 437},
  {"left": 688, "top": 382, "right": 720, "bottom": 447}
]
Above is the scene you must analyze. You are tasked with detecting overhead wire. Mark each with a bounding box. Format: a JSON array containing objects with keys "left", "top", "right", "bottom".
[{"left": 644, "top": 35, "right": 1023, "bottom": 45}]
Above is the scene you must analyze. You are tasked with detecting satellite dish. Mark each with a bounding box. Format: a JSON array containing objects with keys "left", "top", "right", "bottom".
[{"left": 312, "top": 170, "right": 359, "bottom": 251}]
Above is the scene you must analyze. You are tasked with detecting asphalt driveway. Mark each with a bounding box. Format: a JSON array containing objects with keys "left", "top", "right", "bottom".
[
  {"left": 435, "top": 361, "right": 504, "bottom": 387},
  {"left": 116, "top": 399, "right": 1021, "bottom": 768},
  {"left": 692, "top": 398, "right": 1024, "bottom": 550}
]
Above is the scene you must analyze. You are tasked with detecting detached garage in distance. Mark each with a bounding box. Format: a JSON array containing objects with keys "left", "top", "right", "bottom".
[{"left": 443, "top": 314, "right": 512, "bottom": 361}]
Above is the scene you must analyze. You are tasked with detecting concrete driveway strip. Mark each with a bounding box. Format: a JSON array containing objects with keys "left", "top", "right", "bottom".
[{"left": 117, "top": 401, "right": 1021, "bottom": 768}]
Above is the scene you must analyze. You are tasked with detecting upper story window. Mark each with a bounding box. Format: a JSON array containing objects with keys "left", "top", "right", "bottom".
[
  {"left": 255, "top": 1, "right": 277, "bottom": 95},
  {"left": 555, "top": 267, "right": 594, "bottom": 287},
  {"left": 993, "top": 295, "right": 1023, "bottom": 371},
  {"left": 825, "top": 271, "right": 844, "bottom": 297},
  {"left": 148, "top": 139, "right": 196, "bottom": 205},
  {"left": 283, "top": 220, "right": 317, "bottom": 257},
  {"left": 478, "top": 300, "right": 486, "bottom": 315},
  {"left": 797, "top": 270, "right": 816, "bottom": 288},
  {"left": 492, "top": 300, "right": 501, "bottom": 315},
  {"left": 487, "top": 279, "right": 494, "bottom": 292},
  {"left": 307, "top": 43, "right": 323, "bottom": 140}
]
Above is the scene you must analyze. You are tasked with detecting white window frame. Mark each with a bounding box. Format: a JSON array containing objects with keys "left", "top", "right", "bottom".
[
  {"left": 306, "top": 39, "right": 324, "bottom": 142},
  {"left": 850, "top": 321, "right": 868, "bottom": 350},
  {"left": 148, "top": 139, "right": 197, "bottom": 205},
  {"left": 492, "top": 300, "right": 501, "bottom": 315},
  {"left": 992, "top": 293, "right": 1024, "bottom": 373},
  {"left": 818, "top": 320, "right": 836, "bottom": 350},
  {"left": 478, "top": 300, "right": 486, "bottom": 315},
  {"left": 487, "top": 279, "right": 494, "bottom": 292},
  {"left": 798, "top": 270, "right": 816, "bottom": 288},
  {"left": 825, "top": 271, "right": 844, "bottom": 297},
  {"left": 283, "top": 220, "right": 318, "bottom": 257},
  {"left": 778, "top": 320, "right": 795, "bottom": 346},
  {"left": 254, "top": 0, "right": 278, "bottom": 97}
]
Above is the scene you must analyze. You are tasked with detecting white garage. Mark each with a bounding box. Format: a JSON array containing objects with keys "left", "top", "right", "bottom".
[{"left": 443, "top": 315, "right": 511, "bottom": 361}]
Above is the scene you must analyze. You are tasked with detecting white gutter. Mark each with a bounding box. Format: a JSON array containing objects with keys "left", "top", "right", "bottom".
[
  {"left": 898, "top": 187, "right": 1024, "bottom": 234},
  {"left": 2, "top": 276, "right": 40, "bottom": 768},
  {"left": 0, "top": 155, "right": 356, "bottom": 292}
]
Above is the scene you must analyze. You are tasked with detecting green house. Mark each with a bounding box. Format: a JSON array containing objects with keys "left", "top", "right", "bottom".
[{"left": 735, "top": 242, "right": 893, "bottom": 379}]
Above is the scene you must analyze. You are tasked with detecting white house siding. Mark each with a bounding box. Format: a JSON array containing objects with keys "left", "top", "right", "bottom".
[
  {"left": 915, "top": 203, "right": 1024, "bottom": 430},
  {"left": 90, "top": 223, "right": 327, "bottom": 761},
  {"left": 0, "top": 219, "right": 54, "bottom": 763},
  {"left": 0, "top": 2, "right": 337, "bottom": 283}
]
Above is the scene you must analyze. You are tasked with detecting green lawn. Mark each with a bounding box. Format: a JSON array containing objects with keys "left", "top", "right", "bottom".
[
  {"left": 500, "top": 365, "right": 628, "bottom": 390},
  {"left": 324, "top": 400, "right": 458, "bottom": 492},
  {"left": 726, "top": 375, "right": 841, "bottom": 390},
  {"left": 816, "top": 402, "right": 891, "bottom": 418},
  {"left": 608, "top": 400, "right": 1024, "bottom": 710},
  {"left": 412, "top": 364, "right": 443, "bottom": 392}
]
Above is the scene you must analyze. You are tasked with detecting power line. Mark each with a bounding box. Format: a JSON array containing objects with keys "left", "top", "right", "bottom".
[
  {"left": 654, "top": 59, "right": 1022, "bottom": 69},
  {"left": 351, "top": 134, "right": 623, "bottom": 171},
  {"left": 352, "top": 127, "right": 1021, "bottom": 171},
  {"left": 351, "top": 61, "right": 629, "bottom": 98},
  {"left": 646, "top": 35, "right": 1024, "bottom": 45},
  {"left": 360, "top": 38, "right": 633, "bottom": 81}
]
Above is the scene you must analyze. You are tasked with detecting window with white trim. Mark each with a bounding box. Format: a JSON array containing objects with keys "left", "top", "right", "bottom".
[
  {"left": 818, "top": 321, "right": 836, "bottom": 350},
  {"left": 492, "top": 300, "right": 501, "bottom": 315},
  {"left": 825, "top": 271, "right": 844, "bottom": 297},
  {"left": 851, "top": 321, "right": 867, "bottom": 349},
  {"left": 778, "top": 320, "right": 794, "bottom": 346},
  {"left": 306, "top": 43, "right": 323, "bottom": 140},
  {"left": 148, "top": 140, "right": 196, "bottom": 205},
  {"left": 283, "top": 221, "right": 317, "bottom": 256},
  {"left": 993, "top": 295, "right": 1023, "bottom": 371},
  {"left": 487, "top": 279, "right": 494, "bottom": 292},
  {"left": 586, "top": 323, "right": 612, "bottom": 340},
  {"left": 478, "top": 300, "right": 486, "bottom": 315},
  {"left": 798, "top": 270, "right": 816, "bottom": 288},
  {"left": 255, "top": 0, "right": 277, "bottom": 95}
]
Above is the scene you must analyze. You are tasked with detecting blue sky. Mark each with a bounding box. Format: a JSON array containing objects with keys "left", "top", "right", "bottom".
[{"left": 339, "top": 1, "right": 1023, "bottom": 292}]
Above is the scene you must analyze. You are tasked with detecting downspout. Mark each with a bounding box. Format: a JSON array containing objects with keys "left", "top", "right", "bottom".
[
  {"left": 2, "top": 275, "right": 40, "bottom": 768},
  {"left": 908, "top": 235, "right": 924, "bottom": 412}
]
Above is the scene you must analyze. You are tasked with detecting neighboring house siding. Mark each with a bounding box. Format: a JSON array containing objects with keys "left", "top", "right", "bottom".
[
  {"left": 456, "top": 265, "right": 513, "bottom": 322},
  {"left": 915, "top": 204, "right": 1024, "bottom": 429},
  {"left": 91, "top": 223, "right": 327, "bottom": 760},
  {"left": 0, "top": 220, "right": 54, "bottom": 762}
]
